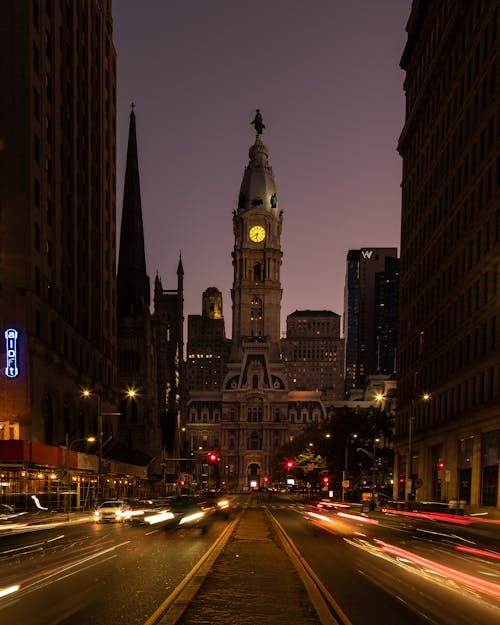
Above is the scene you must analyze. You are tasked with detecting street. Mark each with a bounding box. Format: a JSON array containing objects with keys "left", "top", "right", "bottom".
[
  {"left": 0, "top": 497, "right": 499, "bottom": 625},
  {"left": 269, "top": 499, "right": 500, "bottom": 625},
  {"left": 0, "top": 513, "right": 229, "bottom": 625}
]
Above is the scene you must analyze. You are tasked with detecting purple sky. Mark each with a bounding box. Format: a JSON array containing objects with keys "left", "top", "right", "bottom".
[{"left": 113, "top": 0, "right": 412, "bottom": 336}]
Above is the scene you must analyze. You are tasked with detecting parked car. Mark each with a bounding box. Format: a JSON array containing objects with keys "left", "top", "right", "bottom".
[{"left": 94, "top": 500, "right": 132, "bottom": 523}]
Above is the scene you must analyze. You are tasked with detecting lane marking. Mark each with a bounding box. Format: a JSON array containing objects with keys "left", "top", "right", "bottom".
[
  {"left": 267, "top": 508, "right": 353, "bottom": 625},
  {"left": 142, "top": 518, "right": 239, "bottom": 625}
]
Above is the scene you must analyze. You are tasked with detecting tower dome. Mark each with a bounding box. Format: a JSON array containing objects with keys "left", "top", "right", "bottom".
[{"left": 237, "top": 112, "right": 279, "bottom": 217}]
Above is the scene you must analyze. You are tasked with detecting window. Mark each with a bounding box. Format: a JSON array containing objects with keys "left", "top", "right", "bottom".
[
  {"left": 33, "top": 89, "right": 40, "bottom": 118},
  {"left": 33, "top": 44, "right": 39, "bottom": 73},
  {"left": 34, "top": 133, "right": 40, "bottom": 163}
]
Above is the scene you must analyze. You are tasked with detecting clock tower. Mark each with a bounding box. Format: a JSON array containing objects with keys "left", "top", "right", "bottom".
[
  {"left": 230, "top": 115, "right": 283, "bottom": 361},
  {"left": 186, "top": 113, "right": 327, "bottom": 491},
  {"left": 219, "top": 112, "right": 288, "bottom": 490}
]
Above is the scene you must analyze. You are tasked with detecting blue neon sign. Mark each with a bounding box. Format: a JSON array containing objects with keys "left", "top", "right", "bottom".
[{"left": 4, "top": 328, "right": 19, "bottom": 378}]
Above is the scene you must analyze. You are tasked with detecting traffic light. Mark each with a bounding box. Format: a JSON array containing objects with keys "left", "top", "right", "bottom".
[
  {"left": 437, "top": 460, "right": 444, "bottom": 470},
  {"left": 323, "top": 476, "right": 329, "bottom": 485},
  {"left": 208, "top": 452, "right": 219, "bottom": 464},
  {"left": 286, "top": 460, "right": 294, "bottom": 470}
]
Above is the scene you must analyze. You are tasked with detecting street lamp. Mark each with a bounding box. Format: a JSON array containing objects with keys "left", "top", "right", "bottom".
[
  {"left": 81, "top": 389, "right": 122, "bottom": 503},
  {"left": 342, "top": 433, "right": 357, "bottom": 502},
  {"left": 407, "top": 393, "right": 430, "bottom": 502},
  {"left": 64, "top": 435, "right": 96, "bottom": 517}
]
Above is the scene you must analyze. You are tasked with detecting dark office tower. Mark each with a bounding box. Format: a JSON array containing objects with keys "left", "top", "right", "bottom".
[
  {"left": 281, "top": 310, "right": 344, "bottom": 399},
  {"left": 116, "top": 108, "right": 159, "bottom": 459},
  {"left": 187, "top": 288, "right": 231, "bottom": 392},
  {"left": 396, "top": 2, "right": 499, "bottom": 510},
  {"left": 153, "top": 258, "right": 184, "bottom": 454},
  {"left": 0, "top": 1, "right": 117, "bottom": 444},
  {"left": 344, "top": 248, "right": 399, "bottom": 397}
]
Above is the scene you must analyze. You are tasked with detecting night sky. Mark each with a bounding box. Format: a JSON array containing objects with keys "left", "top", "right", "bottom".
[{"left": 113, "top": 0, "right": 412, "bottom": 335}]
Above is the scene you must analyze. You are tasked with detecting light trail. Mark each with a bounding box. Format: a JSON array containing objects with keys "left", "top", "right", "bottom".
[
  {"left": 374, "top": 539, "right": 500, "bottom": 600},
  {"left": 0, "top": 540, "right": 131, "bottom": 604}
]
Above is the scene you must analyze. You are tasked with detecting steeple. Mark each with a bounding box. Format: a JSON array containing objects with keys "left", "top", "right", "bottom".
[
  {"left": 177, "top": 252, "right": 184, "bottom": 279},
  {"left": 117, "top": 105, "right": 150, "bottom": 315}
]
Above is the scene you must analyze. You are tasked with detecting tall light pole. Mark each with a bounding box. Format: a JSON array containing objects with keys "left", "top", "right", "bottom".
[
  {"left": 65, "top": 434, "right": 95, "bottom": 518},
  {"left": 82, "top": 389, "right": 123, "bottom": 503},
  {"left": 342, "top": 433, "right": 357, "bottom": 502},
  {"left": 372, "top": 437, "right": 380, "bottom": 487},
  {"left": 407, "top": 393, "right": 430, "bottom": 503}
]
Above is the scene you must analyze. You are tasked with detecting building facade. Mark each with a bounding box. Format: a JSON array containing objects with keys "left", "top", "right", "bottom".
[
  {"left": 395, "top": 0, "right": 499, "bottom": 510},
  {"left": 152, "top": 261, "right": 184, "bottom": 459},
  {"left": 344, "top": 248, "right": 399, "bottom": 397},
  {"left": 0, "top": 3, "right": 169, "bottom": 505},
  {"left": 281, "top": 310, "right": 344, "bottom": 400},
  {"left": 0, "top": 0, "right": 118, "bottom": 447},
  {"left": 184, "top": 118, "right": 327, "bottom": 489},
  {"left": 187, "top": 288, "right": 231, "bottom": 393}
]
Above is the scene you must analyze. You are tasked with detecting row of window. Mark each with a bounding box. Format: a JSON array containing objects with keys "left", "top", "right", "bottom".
[
  {"left": 399, "top": 365, "right": 498, "bottom": 437},
  {"left": 401, "top": 198, "right": 498, "bottom": 344},
  {"left": 401, "top": 271, "right": 497, "bottom": 377},
  {"left": 404, "top": 2, "right": 496, "bottom": 160},
  {"left": 33, "top": 307, "right": 114, "bottom": 387},
  {"left": 187, "top": 409, "right": 325, "bottom": 424}
]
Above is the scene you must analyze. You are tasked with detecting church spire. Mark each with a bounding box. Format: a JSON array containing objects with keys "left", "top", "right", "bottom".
[{"left": 117, "top": 105, "right": 150, "bottom": 315}]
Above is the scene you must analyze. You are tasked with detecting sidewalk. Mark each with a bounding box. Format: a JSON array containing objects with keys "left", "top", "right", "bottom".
[{"left": 177, "top": 497, "right": 322, "bottom": 625}]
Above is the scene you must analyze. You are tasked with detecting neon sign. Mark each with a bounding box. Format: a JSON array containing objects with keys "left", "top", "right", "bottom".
[{"left": 4, "top": 329, "right": 19, "bottom": 378}]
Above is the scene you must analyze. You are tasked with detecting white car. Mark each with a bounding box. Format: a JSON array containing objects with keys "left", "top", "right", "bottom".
[{"left": 94, "top": 500, "right": 131, "bottom": 523}]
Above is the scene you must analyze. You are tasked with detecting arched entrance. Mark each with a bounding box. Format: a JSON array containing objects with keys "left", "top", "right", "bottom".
[{"left": 247, "top": 462, "right": 261, "bottom": 489}]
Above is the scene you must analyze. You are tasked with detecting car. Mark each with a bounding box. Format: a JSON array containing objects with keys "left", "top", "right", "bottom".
[
  {"left": 94, "top": 500, "right": 132, "bottom": 523},
  {"left": 201, "top": 490, "right": 234, "bottom": 518},
  {"left": 143, "top": 495, "right": 215, "bottom": 532}
]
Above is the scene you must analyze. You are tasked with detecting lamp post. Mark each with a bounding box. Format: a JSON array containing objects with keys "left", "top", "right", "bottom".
[
  {"left": 372, "top": 437, "right": 380, "bottom": 488},
  {"left": 342, "top": 433, "right": 357, "bottom": 502},
  {"left": 82, "top": 389, "right": 124, "bottom": 504},
  {"left": 406, "top": 393, "right": 430, "bottom": 502},
  {"left": 65, "top": 434, "right": 95, "bottom": 518}
]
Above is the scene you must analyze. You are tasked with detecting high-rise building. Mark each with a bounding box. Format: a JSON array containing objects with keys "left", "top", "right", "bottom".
[
  {"left": 344, "top": 248, "right": 399, "bottom": 397},
  {"left": 153, "top": 262, "right": 184, "bottom": 457},
  {"left": 395, "top": 1, "right": 499, "bottom": 509},
  {"left": 187, "top": 288, "right": 231, "bottom": 392},
  {"left": 281, "top": 310, "right": 344, "bottom": 399},
  {"left": 0, "top": 0, "right": 117, "bottom": 446}
]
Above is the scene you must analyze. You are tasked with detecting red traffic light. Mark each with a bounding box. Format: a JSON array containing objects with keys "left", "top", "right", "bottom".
[
  {"left": 286, "top": 460, "right": 294, "bottom": 470},
  {"left": 323, "top": 476, "right": 329, "bottom": 484},
  {"left": 208, "top": 452, "right": 219, "bottom": 463}
]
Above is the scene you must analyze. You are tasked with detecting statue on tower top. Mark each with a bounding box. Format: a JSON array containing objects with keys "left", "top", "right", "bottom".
[{"left": 251, "top": 109, "right": 265, "bottom": 135}]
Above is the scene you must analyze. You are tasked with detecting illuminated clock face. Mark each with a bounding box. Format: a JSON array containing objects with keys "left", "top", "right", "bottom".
[{"left": 249, "top": 225, "right": 266, "bottom": 242}]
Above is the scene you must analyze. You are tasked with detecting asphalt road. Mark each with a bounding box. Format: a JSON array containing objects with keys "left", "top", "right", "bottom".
[
  {"left": 268, "top": 500, "right": 500, "bottom": 625},
  {"left": 0, "top": 515, "right": 230, "bottom": 625},
  {"left": 1, "top": 499, "right": 499, "bottom": 625}
]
